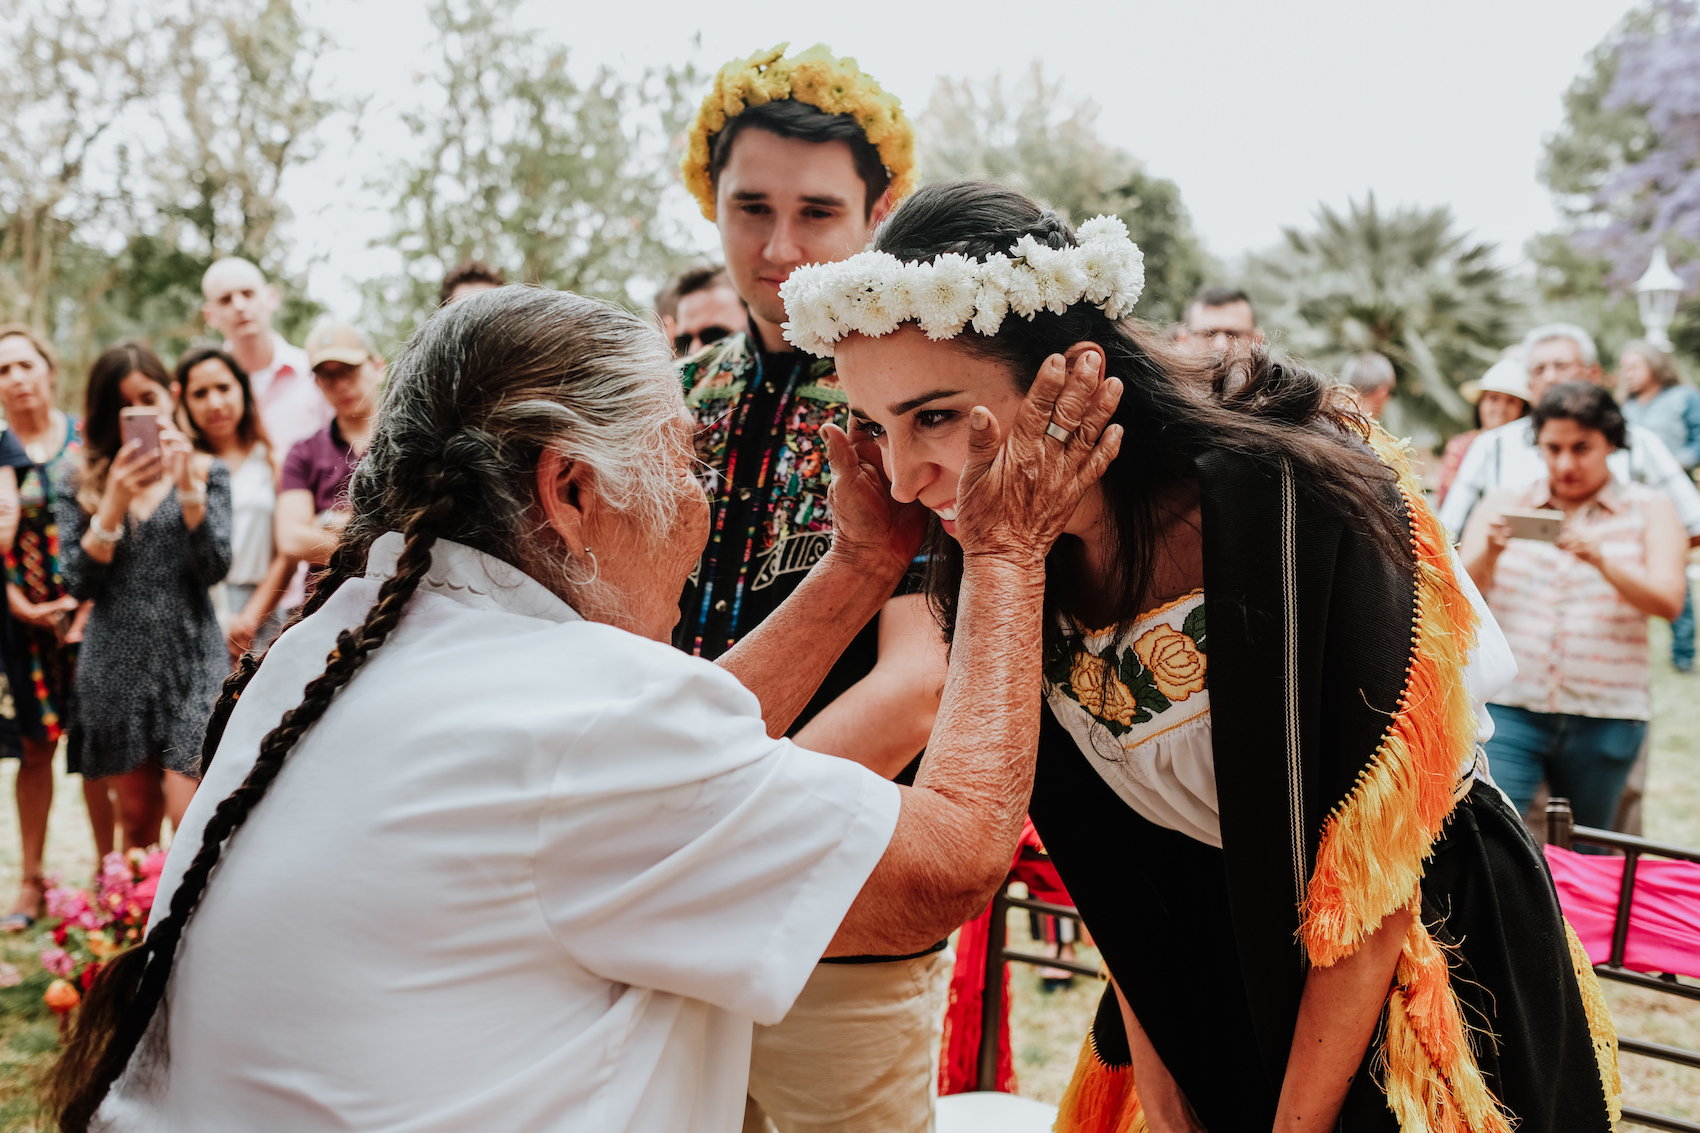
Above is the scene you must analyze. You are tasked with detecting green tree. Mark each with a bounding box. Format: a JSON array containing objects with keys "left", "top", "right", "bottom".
[
  {"left": 917, "top": 65, "right": 1213, "bottom": 326},
  {"left": 0, "top": 0, "right": 152, "bottom": 349},
  {"left": 0, "top": 0, "right": 335, "bottom": 391},
  {"left": 1244, "top": 194, "right": 1524, "bottom": 444},
  {"left": 1534, "top": 1, "right": 1698, "bottom": 369},
  {"left": 362, "top": 0, "right": 701, "bottom": 347}
]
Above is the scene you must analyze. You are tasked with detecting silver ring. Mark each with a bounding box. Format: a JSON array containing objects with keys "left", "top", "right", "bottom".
[{"left": 1045, "top": 421, "right": 1074, "bottom": 443}]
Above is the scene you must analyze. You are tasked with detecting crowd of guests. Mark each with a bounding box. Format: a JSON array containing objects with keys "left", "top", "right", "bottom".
[
  {"left": 0, "top": 253, "right": 493, "bottom": 932},
  {"left": 17, "top": 40, "right": 1678, "bottom": 1133}
]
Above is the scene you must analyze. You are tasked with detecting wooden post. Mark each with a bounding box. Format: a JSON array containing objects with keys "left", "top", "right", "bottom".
[
  {"left": 1546, "top": 796, "right": 1575, "bottom": 851},
  {"left": 976, "top": 883, "right": 1010, "bottom": 1092}
]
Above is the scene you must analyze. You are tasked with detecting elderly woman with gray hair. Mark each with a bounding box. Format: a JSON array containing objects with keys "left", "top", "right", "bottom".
[{"left": 46, "top": 286, "right": 1122, "bottom": 1133}]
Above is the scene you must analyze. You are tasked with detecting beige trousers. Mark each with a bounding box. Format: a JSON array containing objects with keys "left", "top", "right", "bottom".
[{"left": 742, "top": 948, "right": 953, "bottom": 1133}]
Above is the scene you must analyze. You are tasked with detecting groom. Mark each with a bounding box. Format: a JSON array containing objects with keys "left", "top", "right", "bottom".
[{"left": 675, "top": 45, "right": 952, "bottom": 1133}]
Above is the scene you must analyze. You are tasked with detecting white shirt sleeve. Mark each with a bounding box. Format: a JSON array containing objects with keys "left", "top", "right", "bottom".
[
  {"left": 1628, "top": 423, "right": 1700, "bottom": 538},
  {"left": 1438, "top": 431, "right": 1495, "bottom": 542},
  {"left": 533, "top": 645, "right": 901, "bottom": 1025},
  {"left": 1445, "top": 544, "right": 1516, "bottom": 745}
]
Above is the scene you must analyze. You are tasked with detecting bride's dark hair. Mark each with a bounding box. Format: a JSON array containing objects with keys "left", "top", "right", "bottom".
[{"left": 874, "top": 181, "right": 1407, "bottom": 653}]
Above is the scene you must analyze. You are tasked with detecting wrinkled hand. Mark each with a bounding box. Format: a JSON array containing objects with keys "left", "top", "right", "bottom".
[
  {"left": 954, "top": 351, "right": 1123, "bottom": 564},
  {"left": 822, "top": 421, "right": 930, "bottom": 578},
  {"left": 1557, "top": 526, "right": 1604, "bottom": 569}
]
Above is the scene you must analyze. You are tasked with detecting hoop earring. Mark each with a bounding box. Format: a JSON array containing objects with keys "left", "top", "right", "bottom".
[{"left": 581, "top": 547, "right": 599, "bottom": 586}]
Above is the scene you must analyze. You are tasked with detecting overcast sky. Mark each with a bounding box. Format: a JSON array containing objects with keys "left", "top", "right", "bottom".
[{"left": 290, "top": 0, "right": 1641, "bottom": 318}]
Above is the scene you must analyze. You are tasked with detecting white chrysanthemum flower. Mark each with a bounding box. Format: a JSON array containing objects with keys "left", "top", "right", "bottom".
[
  {"left": 912, "top": 253, "right": 979, "bottom": 339},
  {"left": 1102, "top": 245, "right": 1147, "bottom": 320},
  {"left": 782, "top": 320, "right": 834, "bottom": 357},
  {"left": 1077, "top": 214, "right": 1130, "bottom": 243}
]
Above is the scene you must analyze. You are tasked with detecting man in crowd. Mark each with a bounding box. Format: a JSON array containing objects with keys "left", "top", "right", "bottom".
[
  {"left": 1176, "top": 285, "right": 1264, "bottom": 355},
  {"left": 276, "top": 323, "right": 382, "bottom": 568},
  {"left": 676, "top": 46, "right": 950, "bottom": 1133},
  {"left": 439, "top": 259, "right": 506, "bottom": 306},
  {"left": 1439, "top": 323, "right": 1700, "bottom": 545},
  {"left": 201, "top": 257, "right": 331, "bottom": 454},
  {"left": 1342, "top": 351, "right": 1397, "bottom": 419},
  {"left": 668, "top": 264, "right": 748, "bottom": 357}
]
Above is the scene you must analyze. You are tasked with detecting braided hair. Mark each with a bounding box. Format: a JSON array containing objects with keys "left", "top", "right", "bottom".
[{"left": 49, "top": 286, "right": 684, "bottom": 1128}]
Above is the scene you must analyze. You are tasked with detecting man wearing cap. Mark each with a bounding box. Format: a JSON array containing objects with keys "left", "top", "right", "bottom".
[
  {"left": 1437, "top": 357, "right": 1532, "bottom": 503},
  {"left": 201, "top": 257, "right": 332, "bottom": 454},
  {"left": 276, "top": 323, "right": 382, "bottom": 568},
  {"left": 1438, "top": 323, "right": 1700, "bottom": 546},
  {"left": 678, "top": 45, "right": 952, "bottom": 1133}
]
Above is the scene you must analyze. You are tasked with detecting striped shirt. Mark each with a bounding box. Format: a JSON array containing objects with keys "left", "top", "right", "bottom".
[{"left": 1483, "top": 478, "right": 1659, "bottom": 721}]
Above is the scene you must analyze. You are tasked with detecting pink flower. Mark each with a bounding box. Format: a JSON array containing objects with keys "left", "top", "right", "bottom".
[
  {"left": 132, "top": 876, "right": 158, "bottom": 908},
  {"left": 45, "top": 886, "right": 90, "bottom": 920},
  {"left": 99, "top": 852, "right": 131, "bottom": 890},
  {"left": 0, "top": 962, "right": 21, "bottom": 988},
  {"left": 40, "top": 947, "right": 74, "bottom": 978},
  {"left": 139, "top": 851, "right": 167, "bottom": 880}
]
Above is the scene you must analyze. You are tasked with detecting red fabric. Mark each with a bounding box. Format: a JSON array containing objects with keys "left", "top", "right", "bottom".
[
  {"left": 1545, "top": 844, "right": 1700, "bottom": 979},
  {"left": 939, "top": 819, "right": 1077, "bottom": 1096}
]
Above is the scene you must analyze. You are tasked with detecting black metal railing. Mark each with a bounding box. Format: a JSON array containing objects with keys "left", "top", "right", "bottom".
[
  {"left": 1546, "top": 797, "right": 1700, "bottom": 1133},
  {"left": 976, "top": 885, "right": 1098, "bottom": 1091}
]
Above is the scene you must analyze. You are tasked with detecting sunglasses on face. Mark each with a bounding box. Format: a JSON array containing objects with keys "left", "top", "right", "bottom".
[{"left": 674, "top": 325, "right": 734, "bottom": 356}]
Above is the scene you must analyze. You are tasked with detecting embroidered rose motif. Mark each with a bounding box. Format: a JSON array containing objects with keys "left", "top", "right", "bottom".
[
  {"left": 1069, "top": 652, "right": 1140, "bottom": 726},
  {"left": 1132, "top": 624, "right": 1207, "bottom": 701}
]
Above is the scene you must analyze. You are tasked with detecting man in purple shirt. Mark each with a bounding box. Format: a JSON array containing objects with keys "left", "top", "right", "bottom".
[{"left": 276, "top": 323, "right": 381, "bottom": 567}]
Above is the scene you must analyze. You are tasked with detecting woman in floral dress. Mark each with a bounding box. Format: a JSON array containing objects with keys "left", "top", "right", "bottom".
[{"left": 0, "top": 326, "right": 114, "bottom": 931}]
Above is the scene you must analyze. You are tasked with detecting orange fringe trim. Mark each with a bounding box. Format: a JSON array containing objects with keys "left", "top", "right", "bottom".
[
  {"left": 1303, "top": 431, "right": 1513, "bottom": 1132},
  {"left": 1055, "top": 1032, "right": 1148, "bottom": 1133},
  {"left": 1562, "top": 918, "right": 1624, "bottom": 1130}
]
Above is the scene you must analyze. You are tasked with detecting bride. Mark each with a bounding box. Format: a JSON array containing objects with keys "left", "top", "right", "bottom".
[{"left": 787, "top": 180, "right": 1620, "bottom": 1132}]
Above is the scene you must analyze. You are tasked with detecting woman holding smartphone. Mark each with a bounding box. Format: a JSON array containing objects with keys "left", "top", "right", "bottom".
[
  {"left": 1462, "top": 381, "right": 1687, "bottom": 831},
  {"left": 57, "top": 343, "right": 232, "bottom": 848},
  {"left": 175, "top": 347, "right": 294, "bottom": 660}
]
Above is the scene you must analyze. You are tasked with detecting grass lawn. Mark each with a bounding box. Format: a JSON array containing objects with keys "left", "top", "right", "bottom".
[{"left": 0, "top": 624, "right": 1693, "bottom": 1128}]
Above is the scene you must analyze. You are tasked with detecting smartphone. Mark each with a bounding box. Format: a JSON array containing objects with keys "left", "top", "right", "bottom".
[
  {"left": 1503, "top": 508, "right": 1565, "bottom": 542},
  {"left": 119, "top": 408, "right": 162, "bottom": 456}
]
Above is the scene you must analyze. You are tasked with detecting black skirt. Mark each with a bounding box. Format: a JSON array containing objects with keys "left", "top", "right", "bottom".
[{"left": 1032, "top": 747, "right": 1615, "bottom": 1130}]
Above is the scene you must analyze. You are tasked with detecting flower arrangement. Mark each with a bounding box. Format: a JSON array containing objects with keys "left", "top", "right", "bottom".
[
  {"left": 38, "top": 848, "right": 166, "bottom": 1017},
  {"left": 778, "top": 215, "right": 1147, "bottom": 358},
  {"left": 682, "top": 43, "right": 916, "bottom": 221}
]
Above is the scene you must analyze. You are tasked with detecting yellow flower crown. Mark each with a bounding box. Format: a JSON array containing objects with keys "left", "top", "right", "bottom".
[{"left": 682, "top": 43, "right": 917, "bottom": 222}]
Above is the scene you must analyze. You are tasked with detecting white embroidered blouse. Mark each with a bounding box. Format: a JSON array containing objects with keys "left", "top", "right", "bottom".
[{"left": 1045, "top": 555, "right": 1516, "bottom": 850}]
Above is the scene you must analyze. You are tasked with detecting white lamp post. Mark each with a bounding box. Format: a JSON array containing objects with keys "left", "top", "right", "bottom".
[{"left": 1635, "top": 245, "right": 1684, "bottom": 351}]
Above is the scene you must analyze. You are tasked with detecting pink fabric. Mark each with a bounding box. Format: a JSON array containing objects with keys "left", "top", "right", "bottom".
[{"left": 1545, "top": 844, "right": 1700, "bottom": 979}]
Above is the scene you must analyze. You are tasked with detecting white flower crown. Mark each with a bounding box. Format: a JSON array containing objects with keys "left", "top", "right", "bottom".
[{"left": 779, "top": 215, "right": 1145, "bottom": 358}]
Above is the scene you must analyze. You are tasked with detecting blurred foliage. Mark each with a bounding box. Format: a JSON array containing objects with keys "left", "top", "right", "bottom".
[
  {"left": 0, "top": 0, "right": 335, "bottom": 402},
  {"left": 917, "top": 65, "right": 1214, "bottom": 327},
  {"left": 360, "top": 0, "right": 701, "bottom": 351},
  {"left": 1535, "top": 1, "right": 1699, "bottom": 370},
  {"left": 1244, "top": 194, "right": 1524, "bottom": 445}
]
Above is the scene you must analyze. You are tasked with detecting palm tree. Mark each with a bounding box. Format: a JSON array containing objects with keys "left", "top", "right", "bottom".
[{"left": 1244, "top": 194, "right": 1525, "bottom": 442}]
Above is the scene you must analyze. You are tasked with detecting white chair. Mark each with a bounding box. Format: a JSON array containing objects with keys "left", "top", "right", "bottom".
[{"left": 936, "top": 1090, "right": 1058, "bottom": 1133}]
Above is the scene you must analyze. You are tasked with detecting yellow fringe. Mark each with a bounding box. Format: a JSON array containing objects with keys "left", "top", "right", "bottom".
[
  {"left": 1302, "top": 431, "right": 1513, "bottom": 1131},
  {"left": 1383, "top": 919, "right": 1514, "bottom": 1133},
  {"left": 1301, "top": 431, "right": 1481, "bottom": 967},
  {"left": 1562, "top": 918, "right": 1624, "bottom": 1130},
  {"left": 1054, "top": 1032, "right": 1147, "bottom": 1133}
]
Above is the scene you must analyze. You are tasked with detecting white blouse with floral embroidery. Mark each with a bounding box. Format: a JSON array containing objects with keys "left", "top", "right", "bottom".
[{"left": 1045, "top": 552, "right": 1516, "bottom": 850}]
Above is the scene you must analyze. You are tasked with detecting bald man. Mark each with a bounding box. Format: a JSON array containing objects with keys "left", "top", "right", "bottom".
[{"left": 201, "top": 258, "right": 331, "bottom": 453}]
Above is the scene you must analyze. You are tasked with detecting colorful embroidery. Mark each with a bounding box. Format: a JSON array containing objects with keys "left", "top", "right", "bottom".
[{"left": 1047, "top": 593, "right": 1207, "bottom": 741}]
